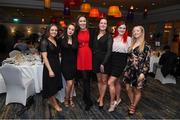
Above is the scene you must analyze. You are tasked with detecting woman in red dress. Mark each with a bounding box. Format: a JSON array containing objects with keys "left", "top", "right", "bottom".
[{"left": 76, "top": 15, "right": 93, "bottom": 111}]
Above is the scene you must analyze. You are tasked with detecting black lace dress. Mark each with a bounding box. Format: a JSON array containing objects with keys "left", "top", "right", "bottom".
[
  {"left": 40, "top": 38, "right": 63, "bottom": 98},
  {"left": 123, "top": 44, "right": 150, "bottom": 88}
]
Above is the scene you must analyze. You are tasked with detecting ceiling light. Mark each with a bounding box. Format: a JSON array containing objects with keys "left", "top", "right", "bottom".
[{"left": 80, "top": 3, "right": 91, "bottom": 12}]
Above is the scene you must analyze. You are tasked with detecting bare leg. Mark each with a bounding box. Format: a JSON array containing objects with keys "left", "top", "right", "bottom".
[
  {"left": 108, "top": 76, "right": 118, "bottom": 112},
  {"left": 65, "top": 80, "right": 74, "bottom": 107},
  {"left": 133, "top": 88, "right": 141, "bottom": 107},
  {"left": 125, "top": 83, "right": 134, "bottom": 104},
  {"left": 115, "top": 78, "right": 121, "bottom": 102},
  {"left": 70, "top": 80, "right": 75, "bottom": 97},
  {"left": 69, "top": 80, "right": 75, "bottom": 107},
  {"left": 99, "top": 73, "right": 108, "bottom": 107},
  {"left": 128, "top": 88, "right": 141, "bottom": 114},
  {"left": 49, "top": 96, "right": 62, "bottom": 112}
]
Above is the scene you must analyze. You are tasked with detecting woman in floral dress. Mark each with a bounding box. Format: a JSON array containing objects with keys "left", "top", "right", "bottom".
[{"left": 123, "top": 25, "right": 150, "bottom": 115}]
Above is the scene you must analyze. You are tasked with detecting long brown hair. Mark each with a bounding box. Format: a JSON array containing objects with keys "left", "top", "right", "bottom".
[
  {"left": 44, "top": 24, "right": 59, "bottom": 40},
  {"left": 129, "top": 25, "right": 145, "bottom": 53}
]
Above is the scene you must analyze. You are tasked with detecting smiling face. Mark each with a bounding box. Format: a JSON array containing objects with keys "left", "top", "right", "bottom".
[
  {"left": 49, "top": 25, "right": 58, "bottom": 38},
  {"left": 78, "top": 16, "right": 87, "bottom": 30},
  {"left": 117, "top": 24, "right": 126, "bottom": 36},
  {"left": 67, "top": 24, "right": 75, "bottom": 36},
  {"left": 132, "top": 26, "right": 143, "bottom": 39},
  {"left": 99, "top": 18, "right": 107, "bottom": 31}
]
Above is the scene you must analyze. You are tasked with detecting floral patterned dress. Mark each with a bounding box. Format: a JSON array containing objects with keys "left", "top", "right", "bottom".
[{"left": 123, "top": 44, "right": 150, "bottom": 88}]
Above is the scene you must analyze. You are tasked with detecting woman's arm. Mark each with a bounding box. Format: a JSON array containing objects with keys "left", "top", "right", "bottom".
[
  {"left": 40, "top": 39, "right": 55, "bottom": 77},
  {"left": 141, "top": 45, "right": 151, "bottom": 75},
  {"left": 102, "top": 34, "right": 113, "bottom": 65}
]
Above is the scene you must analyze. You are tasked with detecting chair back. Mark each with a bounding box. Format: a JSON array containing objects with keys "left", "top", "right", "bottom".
[
  {"left": 0, "top": 64, "right": 24, "bottom": 87},
  {"left": 9, "top": 50, "right": 21, "bottom": 58},
  {"left": 0, "top": 68, "right": 6, "bottom": 93}
]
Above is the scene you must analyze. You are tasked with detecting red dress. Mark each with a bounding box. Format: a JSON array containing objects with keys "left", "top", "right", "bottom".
[{"left": 77, "top": 30, "right": 92, "bottom": 70}]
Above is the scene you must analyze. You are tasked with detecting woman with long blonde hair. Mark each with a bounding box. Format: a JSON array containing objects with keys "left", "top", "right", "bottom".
[{"left": 123, "top": 25, "right": 150, "bottom": 115}]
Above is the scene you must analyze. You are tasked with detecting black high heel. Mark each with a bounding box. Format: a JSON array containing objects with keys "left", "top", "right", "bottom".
[{"left": 98, "top": 105, "right": 104, "bottom": 110}]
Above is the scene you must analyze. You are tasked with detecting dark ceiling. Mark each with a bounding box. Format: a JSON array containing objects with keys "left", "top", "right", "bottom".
[{"left": 0, "top": 0, "right": 180, "bottom": 24}]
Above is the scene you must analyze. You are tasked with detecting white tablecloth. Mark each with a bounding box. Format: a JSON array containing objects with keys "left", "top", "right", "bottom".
[
  {"left": 149, "top": 56, "right": 159, "bottom": 73},
  {"left": 1, "top": 55, "right": 76, "bottom": 102},
  {"left": 155, "top": 67, "right": 176, "bottom": 84},
  {"left": 0, "top": 73, "right": 6, "bottom": 93},
  {"left": 19, "top": 64, "right": 43, "bottom": 93}
]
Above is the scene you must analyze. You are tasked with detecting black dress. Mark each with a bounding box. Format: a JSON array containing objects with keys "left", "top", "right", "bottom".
[
  {"left": 40, "top": 38, "right": 63, "bottom": 98},
  {"left": 93, "top": 33, "right": 112, "bottom": 74},
  {"left": 59, "top": 36, "right": 78, "bottom": 80}
]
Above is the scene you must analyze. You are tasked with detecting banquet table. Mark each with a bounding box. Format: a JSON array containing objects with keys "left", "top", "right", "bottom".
[{"left": 1, "top": 54, "right": 76, "bottom": 103}]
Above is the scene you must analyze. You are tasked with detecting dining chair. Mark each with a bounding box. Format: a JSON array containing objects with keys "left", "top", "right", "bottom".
[
  {"left": 9, "top": 50, "right": 21, "bottom": 58},
  {"left": 155, "top": 67, "right": 176, "bottom": 84},
  {"left": 0, "top": 64, "right": 35, "bottom": 106},
  {"left": 0, "top": 71, "right": 6, "bottom": 93}
]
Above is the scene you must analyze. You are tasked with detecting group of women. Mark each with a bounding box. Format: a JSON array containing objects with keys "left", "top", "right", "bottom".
[{"left": 40, "top": 15, "right": 150, "bottom": 115}]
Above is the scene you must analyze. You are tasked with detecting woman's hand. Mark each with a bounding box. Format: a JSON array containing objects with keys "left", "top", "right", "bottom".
[
  {"left": 138, "top": 73, "right": 145, "bottom": 81},
  {"left": 49, "top": 70, "right": 55, "bottom": 77},
  {"left": 100, "top": 64, "right": 104, "bottom": 73}
]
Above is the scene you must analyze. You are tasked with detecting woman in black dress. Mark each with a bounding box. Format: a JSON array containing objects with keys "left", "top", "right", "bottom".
[
  {"left": 123, "top": 25, "right": 150, "bottom": 115},
  {"left": 40, "top": 24, "right": 63, "bottom": 112},
  {"left": 59, "top": 23, "right": 77, "bottom": 108},
  {"left": 93, "top": 18, "right": 112, "bottom": 109}
]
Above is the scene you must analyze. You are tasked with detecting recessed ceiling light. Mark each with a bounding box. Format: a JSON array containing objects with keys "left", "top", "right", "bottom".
[
  {"left": 102, "top": 2, "right": 106, "bottom": 6},
  {"left": 130, "top": 5, "right": 134, "bottom": 10},
  {"left": 152, "top": 2, "right": 155, "bottom": 6}
]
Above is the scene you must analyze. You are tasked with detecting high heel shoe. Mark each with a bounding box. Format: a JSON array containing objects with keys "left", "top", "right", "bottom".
[
  {"left": 98, "top": 101, "right": 104, "bottom": 110},
  {"left": 47, "top": 100, "right": 62, "bottom": 112},
  {"left": 128, "top": 104, "right": 136, "bottom": 115},
  {"left": 108, "top": 101, "right": 117, "bottom": 112},
  {"left": 115, "top": 98, "right": 122, "bottom": 107},
  {"left": 98, "top": 105, "right": 104, "bottom": 110},
  {"left": 96, "top": 98, "right": 100, "bottom": 104},
  {"left": 69, "top": 97, "right": 75, "bottom": 107},
  {"left": 64, "top": 97, "right": 69, "bottom": 107}
]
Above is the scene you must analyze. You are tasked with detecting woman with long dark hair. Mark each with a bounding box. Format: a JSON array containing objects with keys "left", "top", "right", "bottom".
[
  {"left": 76, "top": 15, "right": 93, "bottom": 111},
  {"left": 93, "top": 18, "right": 112, "bottom": 109},
  {"left": 59, "top": 23, "right": 78, "bottom": 108},
  {"left": 40, "top": 24, "right": 63, "bottom": 112}
]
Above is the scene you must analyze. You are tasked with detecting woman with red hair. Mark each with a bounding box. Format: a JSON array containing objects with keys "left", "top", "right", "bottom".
[{"left": 108, "top": 21, "right": 131, "bottom": 112}]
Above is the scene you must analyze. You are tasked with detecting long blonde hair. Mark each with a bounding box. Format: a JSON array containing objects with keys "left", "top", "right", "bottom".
[{"left": 129, "top": 25, "right": 145, "bottom": 53}]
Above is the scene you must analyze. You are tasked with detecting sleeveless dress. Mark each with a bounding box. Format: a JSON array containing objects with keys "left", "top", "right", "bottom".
[{"left": 77, "top": 30, "right": 92, "bottom": 70}]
